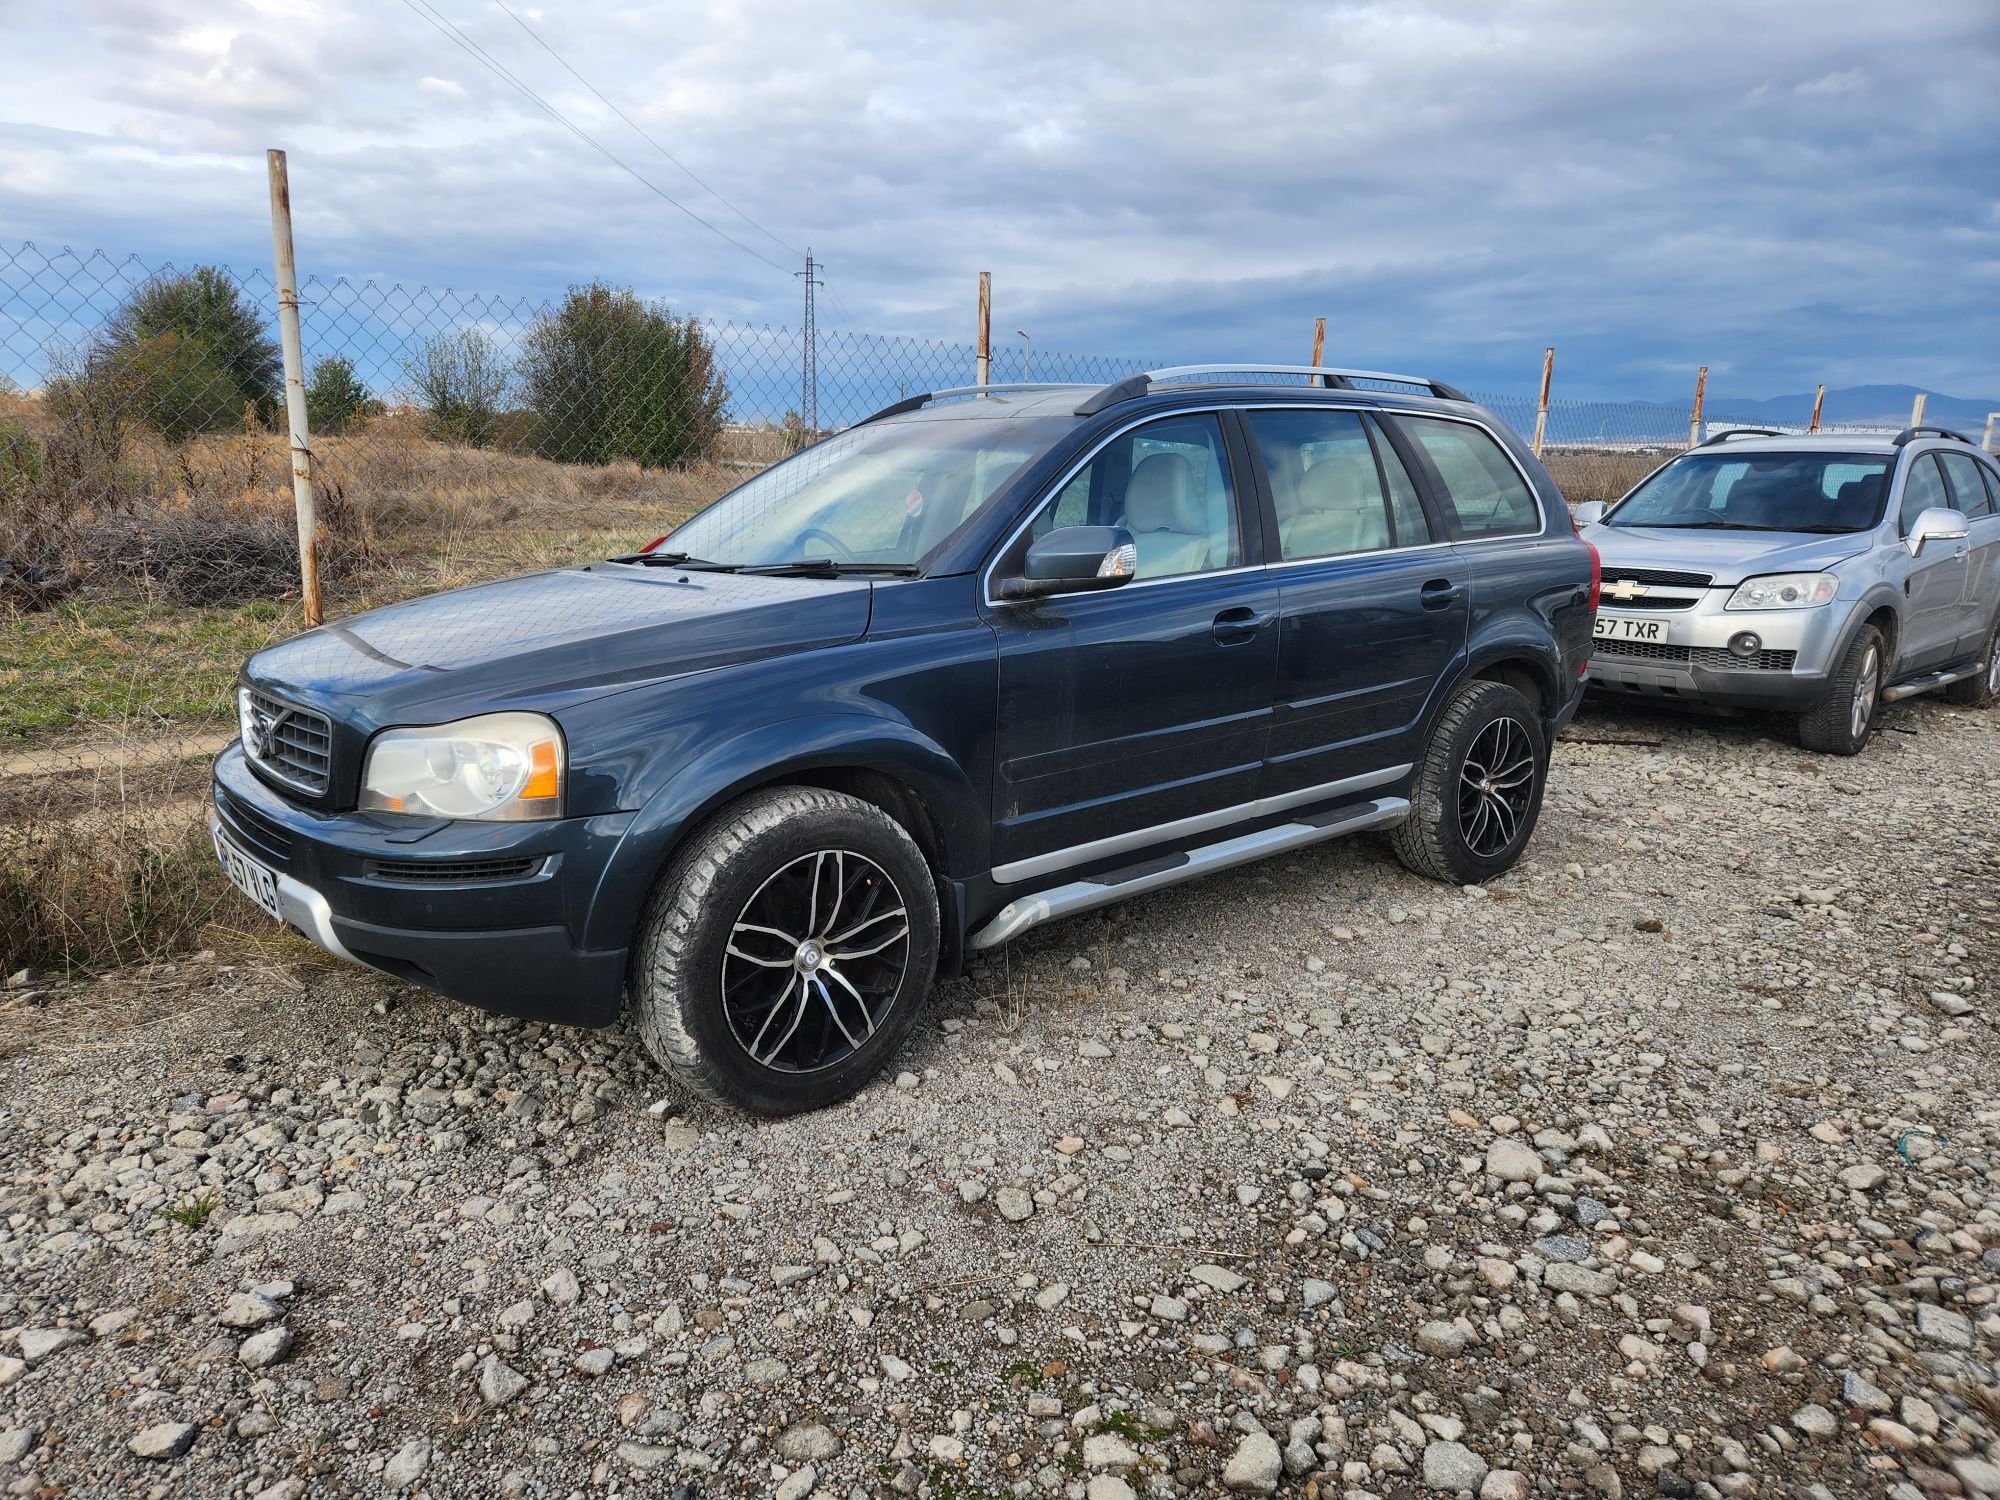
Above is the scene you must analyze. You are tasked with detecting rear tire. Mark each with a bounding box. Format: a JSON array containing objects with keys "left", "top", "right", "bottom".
[
  {"left": 1391, "top": 679, "right": 1548, "bottom": 885},
  {"left": 1797, "top": 626, "right": 1882, "bottom": 755},
  {"left": 1945, "top": 618, "right": 2000, "bottom": 707},
  {"left": 630, "top": 786, "right": 939, "bottom": 1115}
]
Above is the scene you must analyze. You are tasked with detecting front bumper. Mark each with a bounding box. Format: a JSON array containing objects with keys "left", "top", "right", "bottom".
[
  {"left": 1587, "top": 594, "right": 1849, "bottom": 712},
  {"left": 211, "top": 744, "right": 632, "bottom": 1026}
]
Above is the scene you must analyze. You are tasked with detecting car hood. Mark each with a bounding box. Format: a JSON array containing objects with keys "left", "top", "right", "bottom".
[
  {"left": 244, "top": 564, "right": 874, "bottom": 724},
  {"left": 1584, "top": 525, "right": 1872, "bottom": 586}
]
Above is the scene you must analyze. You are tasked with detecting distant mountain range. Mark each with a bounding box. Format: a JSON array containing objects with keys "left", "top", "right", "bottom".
[{"left": 1704, "top": 384, "right": 1996, "bottom": 431}]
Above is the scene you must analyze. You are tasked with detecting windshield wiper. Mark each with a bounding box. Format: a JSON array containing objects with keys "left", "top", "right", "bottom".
[
  {"left": 742, "top": 560, "right": 922, "bottom": 578},
  {"left": 608, "top": 550, "right": 739, "bottom": 570},
  {"left": 1626, "top": 521, "right": 1782, "bottom": 531}
]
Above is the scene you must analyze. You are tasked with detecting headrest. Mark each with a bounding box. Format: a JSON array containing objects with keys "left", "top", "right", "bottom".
[
  {"left": 1295, "top": 450, "right": 1376, "bottom": 515},
  {"left": 1124, "top": 451, "right": 1202, "bottom": 534}
]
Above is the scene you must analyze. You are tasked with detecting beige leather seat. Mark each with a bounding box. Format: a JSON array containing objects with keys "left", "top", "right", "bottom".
[
  {"left": 1120, "top": 452, "right": 1209, "bottom": 578},
  {"left": 1281, "top": 450, "right": 1389, "bottom": 558}
]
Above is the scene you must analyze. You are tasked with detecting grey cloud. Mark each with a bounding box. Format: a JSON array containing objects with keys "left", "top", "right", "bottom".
[{"left": 3, "top": 0, "right": 1994, "bottom": 398}]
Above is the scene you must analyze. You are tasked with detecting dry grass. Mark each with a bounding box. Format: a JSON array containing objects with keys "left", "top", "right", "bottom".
[
  {"left": 1, "top": 419, "right": 741, "bottom": 977},
  {"left": 1541, "top": 445, "right": 1677, "bottom": 505}
]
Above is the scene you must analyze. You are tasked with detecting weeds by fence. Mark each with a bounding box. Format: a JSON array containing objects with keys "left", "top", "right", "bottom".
[{"left": 0, "top": 236, "right": 1913, "bottom": 975}]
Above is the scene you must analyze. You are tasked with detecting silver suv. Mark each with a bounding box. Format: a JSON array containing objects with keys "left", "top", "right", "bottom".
[{"left": 1576, "top": 426, "right": 2000, "bottom": 754}]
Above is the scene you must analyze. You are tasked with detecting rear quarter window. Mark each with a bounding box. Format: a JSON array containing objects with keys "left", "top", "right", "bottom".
[{"left": 1397, "top": 417, "right": 1540, "bottom": 538}]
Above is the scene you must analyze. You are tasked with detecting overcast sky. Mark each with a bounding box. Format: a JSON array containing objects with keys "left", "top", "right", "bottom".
[{"left": 2, "top": 0, "right": 1996, "bottom": 401}]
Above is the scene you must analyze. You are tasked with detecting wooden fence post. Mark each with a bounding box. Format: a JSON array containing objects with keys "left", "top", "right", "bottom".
[
  {"left": 266, "top": 148, "right": 321, "bottom": 627},
  {"left": 1688, "top": 366, "right": 1708, "bottom": 448},
  {"left": 1909, "top": 391, "right": 1927, "bottom": 429},
  {"left": 1532, "top": 346, "right": 1555, "bottom": 458},
  {"left": 1809, "top": 384, "right": 1826, "bottom": 433},
  {"left": 1309, "top": 317, "right": 1325, "bottom": 370},
  {"left": 976, "top": 272, "right": 991, "bottom": 387}
]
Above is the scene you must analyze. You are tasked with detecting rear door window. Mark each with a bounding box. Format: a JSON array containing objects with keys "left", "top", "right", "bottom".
[
  {"left": 1246, "top": 409, "right": 1429, "bottom": 559},
  {"left": 1396, "top": 417, "right": 1540, "bottom": 538}
]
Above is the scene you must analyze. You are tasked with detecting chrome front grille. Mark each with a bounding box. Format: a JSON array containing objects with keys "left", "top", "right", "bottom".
[
  {"left": 1592, "top": 639, "right": 1797, "bottom": 672},
  {"left": 1602, "top": 566, "right": 1714, "bottom": 589},
  {"left": 243, "top": 688, "right": 333, "bottom": 795}
]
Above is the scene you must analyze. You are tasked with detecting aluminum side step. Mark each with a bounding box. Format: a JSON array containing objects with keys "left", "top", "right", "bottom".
[
  {"left": 969, "top": 796, "right": 1410, "bottom": 950},
  {"left": 1882, "top": 663, "right": 1983, "bottom": 702}
]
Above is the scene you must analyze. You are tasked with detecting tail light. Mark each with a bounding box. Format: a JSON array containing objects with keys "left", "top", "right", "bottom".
[{"left": 1570, "top": 507, "right": 1602, "bottom": 612}]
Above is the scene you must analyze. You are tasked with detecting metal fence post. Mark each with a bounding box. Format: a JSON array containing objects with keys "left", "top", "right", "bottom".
[
  {"left": 1688, "top": 366, "right": 1708, "bottom": 448},
  {"left": 1309, "top": 317, "right": 1325, "bottom": 370},
  {"left": 1809, "top": 384, "right": 1826, "bottom": 433},
  {"left": 1910, "top": 391, "right": 1927, "bottom": 428},
  {"left": 976, "top": 272, "right": 991, "bottom": 387},
  {"left": 1532, "top": 346, "right": 1554, "bottom": 458},
  {"left": 265, "top": 148, "right": 321, "bottom": 627}
]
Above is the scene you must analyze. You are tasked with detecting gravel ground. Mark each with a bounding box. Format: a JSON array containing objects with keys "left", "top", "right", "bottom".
[{"left": 2, "top": 696, "right": 1997, "bottom": 1500}]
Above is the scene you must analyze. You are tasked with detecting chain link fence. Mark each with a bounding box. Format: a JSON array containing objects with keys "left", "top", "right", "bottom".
[{"left": 0, "top": 236, "right": 1918, "bottom": 973}]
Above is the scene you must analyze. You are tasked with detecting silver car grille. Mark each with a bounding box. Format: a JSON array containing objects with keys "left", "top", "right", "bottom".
[
  {"left": 1602, "top": 566, "right": 1714, "bottom": 589},
  {"left": 243, "top": 688, "right": 333, "bottom": 795}
]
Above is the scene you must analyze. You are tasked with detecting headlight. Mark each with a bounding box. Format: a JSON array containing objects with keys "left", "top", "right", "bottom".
[
  {"left": 1725, "top": 573, "right": 1838, "bottom": 611},
  {"left": 358, "top": 712, "right": 564, "bottom": 820}
]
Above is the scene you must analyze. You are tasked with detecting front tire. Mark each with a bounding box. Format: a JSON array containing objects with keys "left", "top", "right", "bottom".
[
  {"left": 1391, "top": 679, "right": 1548, "bottom": 885},
  {"left": 630, "top": 786, "right": 939, "bottom": 1115},
  {"left": 1945, "top": 618, "right": 2000, "bottom": 707},
  {"left": 1797, "top": 625, "right": 1882, "bottom": 755}
]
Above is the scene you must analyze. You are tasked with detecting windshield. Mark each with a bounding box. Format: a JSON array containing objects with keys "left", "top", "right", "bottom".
[
  {"left": 663, "top": 415, "right": 1069, "bottom": 569},
  {"left": 1609, "top": 451, "right": 1889, "bottom": 534}
]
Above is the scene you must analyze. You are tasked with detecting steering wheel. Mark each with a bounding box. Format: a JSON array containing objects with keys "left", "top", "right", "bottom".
[{"left": 794, "top": 527, "right": 856, "bottom": 562}]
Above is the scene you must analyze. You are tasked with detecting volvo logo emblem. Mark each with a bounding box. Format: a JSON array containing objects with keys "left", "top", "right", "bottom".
[{"left": 250, "top": 708, "right": 279, "bottom": 761}]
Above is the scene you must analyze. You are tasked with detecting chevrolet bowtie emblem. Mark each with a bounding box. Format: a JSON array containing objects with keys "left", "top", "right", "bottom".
[{"left": 1604, "top": 580, "right": 1650, "bottom": 601}]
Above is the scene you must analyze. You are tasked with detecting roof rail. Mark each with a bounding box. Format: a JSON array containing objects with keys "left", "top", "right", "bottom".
[
  {"left": 1698, "top": 427, "right": 1785, "bottom": 446},
  {"left": 1073, "top": 363, "right": 1470, "bottom": 417},
  {"left": 1892, "top": 425, "right": 1973, "bottom": 448},
  {"left": 857, "top": 382, "right": 1079, "bottom": 427}
]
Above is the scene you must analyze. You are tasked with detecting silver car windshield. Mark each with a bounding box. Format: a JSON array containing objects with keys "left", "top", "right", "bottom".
[
  {"left": 1611, "top": 451, "right": 1889, "bottom": 534},
  {"left": 665, "top": 415, "right": 1068, "bottom": 569}
]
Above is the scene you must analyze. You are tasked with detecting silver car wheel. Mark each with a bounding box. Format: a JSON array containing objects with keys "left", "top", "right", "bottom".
[
  {"left": 721, "top": 848, "right": 911, "bottom": 1074},
  {"left": 1851, "top": 646, "right": 1879, "bottom": 741}
]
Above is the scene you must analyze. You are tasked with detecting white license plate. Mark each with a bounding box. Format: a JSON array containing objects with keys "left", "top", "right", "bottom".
[
  {"left": 212, "top": 825, "right": 284, "bottom": 922},
  {"left": 1593, "top": 613, "right": 1666, "bottom": 642}
]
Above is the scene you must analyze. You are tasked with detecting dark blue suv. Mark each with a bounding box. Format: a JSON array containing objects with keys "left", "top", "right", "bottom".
[{"left": 212, "top": 366, "right": 1598, "bottom": 1112}]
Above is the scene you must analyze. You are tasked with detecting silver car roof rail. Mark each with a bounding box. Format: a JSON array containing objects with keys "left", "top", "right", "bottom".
[
  {"left": 1892, "top": 425, "right": 1974, "bottom": 448},
  {"left": 1697, "top": 427, "right": 1784, "bottom": 446},
  {"left": 1074, "top": 363, "right": 1470, "bottom": 417},
  {"left": 858, "top": 382, "right": 1079, "bottom": 426}
]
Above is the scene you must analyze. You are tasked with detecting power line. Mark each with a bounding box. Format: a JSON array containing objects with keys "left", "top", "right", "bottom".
[
  {"left": 395, "top": 0, "right": 793, "bottom": 276},
  {"left": 487, "top": 0, "right": 804, "bottom": 264}
]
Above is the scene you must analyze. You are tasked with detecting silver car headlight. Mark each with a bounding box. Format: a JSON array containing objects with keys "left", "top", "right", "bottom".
[
  {"left": 358, "top": 712, "right": 564, "bottom": 820},
  {"left": 1725, "top": 573, "right": 1838, "bottom": 611}
]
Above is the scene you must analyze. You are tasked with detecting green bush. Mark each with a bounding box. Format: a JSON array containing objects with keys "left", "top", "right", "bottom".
[
  {"left": 520, "top": 282, "right": 728, "bottom": 467},
  {"left": 405, "top": 328, "right": 508, "bottom": 447},
  {"left": 306, "top": 354, "right": 380, "bottom": 435},
  {"left": 94, "top": 267, "right": 281, "bottom": 439}
]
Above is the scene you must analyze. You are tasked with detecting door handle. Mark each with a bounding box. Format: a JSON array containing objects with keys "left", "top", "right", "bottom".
[
  {"left": 1419, "top": 578, "right": 1466, "bottom": 610},
  {"left": 1212, "top": 606, "right": 1272, "bottom": 644}
]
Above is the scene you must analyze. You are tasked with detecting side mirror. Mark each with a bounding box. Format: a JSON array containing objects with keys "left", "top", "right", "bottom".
[
  {"left": 1906, "top": 505, "right": 1968, "bottom": 557},
  {"left": 995, "top": 525, "right": 1138, "bottom": 602},
  {"left": 1572, "top": 501, "right": 1608, "bottom": 527}
]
